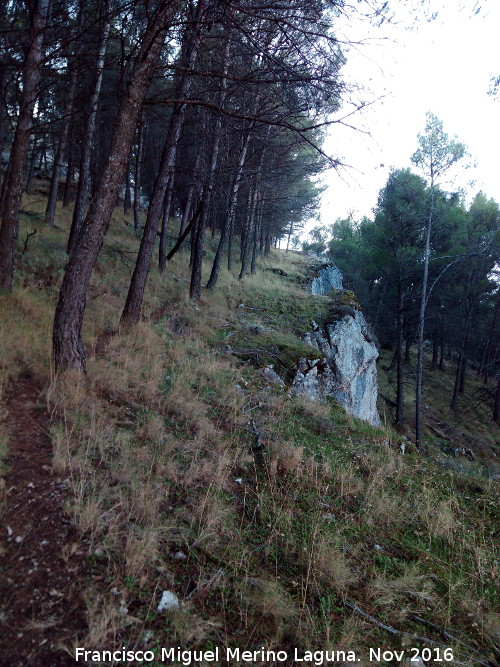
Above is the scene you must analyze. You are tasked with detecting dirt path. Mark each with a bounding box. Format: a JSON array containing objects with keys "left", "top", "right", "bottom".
[{"left": 0, "top": 375, "right": 88, "bottom": 666}]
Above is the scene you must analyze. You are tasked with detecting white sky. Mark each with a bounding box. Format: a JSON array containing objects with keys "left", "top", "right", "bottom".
[{"left": 315, "top": 0, "right": 500, "bottom": 230}]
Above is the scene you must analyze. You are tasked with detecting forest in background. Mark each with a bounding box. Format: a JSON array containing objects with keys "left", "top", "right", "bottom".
[{"left": 303, "top": 113, "right": 500, "bottom": 444}]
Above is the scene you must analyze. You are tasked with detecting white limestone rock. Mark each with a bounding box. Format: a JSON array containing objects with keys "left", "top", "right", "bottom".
[
  {"left": 293, "top": 266, "right": 381, "bottom": 426},
  {"left": 157, "top": 590, "right": 179, "bottom": 613},
  {"left": 310, "top": 264, "right": 344, "bottom": 294}
]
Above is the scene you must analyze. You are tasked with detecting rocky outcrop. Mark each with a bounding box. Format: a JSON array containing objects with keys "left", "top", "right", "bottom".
[
  {"left": 310, "top": 263, "right": 343, "bottom": 294},
  {"left": 292, "top": 264, "right": 381, "bottom": 426}
]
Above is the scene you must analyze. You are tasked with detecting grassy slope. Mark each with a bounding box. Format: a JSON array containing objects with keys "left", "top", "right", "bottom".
[{"left": 0, "top": 187, "right": 499, "bottom": 665}]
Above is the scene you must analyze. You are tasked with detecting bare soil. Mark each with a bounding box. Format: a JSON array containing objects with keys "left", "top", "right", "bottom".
[{"left": 0, "top": 374, "right": 88, "bottom": 666}]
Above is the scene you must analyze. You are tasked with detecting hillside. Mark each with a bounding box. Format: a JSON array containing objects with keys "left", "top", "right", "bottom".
[{"left": 0, "top": 189, "right": 499, "bottom": 666}]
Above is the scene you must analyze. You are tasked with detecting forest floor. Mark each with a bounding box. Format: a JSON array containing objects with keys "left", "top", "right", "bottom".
[
  {"left": 0, "top": 185, "right": 498, "bottom": 666},
  {"left": 0, "top": 375, "right": 89, "bottom": 665}
]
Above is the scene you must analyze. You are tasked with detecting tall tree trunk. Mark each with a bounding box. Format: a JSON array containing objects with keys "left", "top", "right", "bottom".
[
  {"left": 123, "top": 155, "right": 132, "bottom": 213},
  {"left": 430, "top": 329, "right": 439, "bottom": 371},
  {"left": 404, "top": 337, "right": 411, "bottom": 363},
  {"left": 158, "top": 173, "right": 174, "bottom": 272},
  {"left": 451, "top": 301, "right": 473, "bottom": 410},
  {"left": 53, "top": 0, "right": 182, "bottom": 372},
  {"left": 207, "top": 128, "right": 251, "bottom": 289},
  {"left": 459, "top": 357, "right": 467, "bottom": 393},
  {"left": 25, "top": 134, "right": 38, "bottom": 194},
  {"left": 157, "top": 2, "right": 206, "bottom": 274},
  {"left": 178, "top": 151, "right": 201, "bottom": 240},
  {"left": 45, "top": 27, "right": 81, "bottom": 227},
  {"left": 121, "top": 0, "right": 206, "bottom": 324},
  {"left": 67, "top": 5, "right": 110, "bottom": 254},
  {"left": 395, "top": 274, "right": 404, "bottom": 426},
  {"left": 0, "top": 65, "right": 8, "bottom": 162},
  {"left": 251, "top": 198, "right": 263, "bottom": 274},
  {"left": 286, "top": 219, "right": 293, "bottom": 252},
  {"left": 133, "top": 115, "right": 145, "bottom": 235},
  {"left": 0, "top": 0, "right": 49, "bottom": 290},
  {"left": 250, "top": 215, "right": 260, "bottom": 274},
  {"left": 62, "top": 133, "right": 74, "bottom": 207},
  {"left": 264, "top": 228, "right": 271, "bottom": 256},
  {"left": 238, "top": 185, "right": 254, "bottom": 280},
  {"left": 189, "top": 32, "right": 230, "bottom": 300},
  {"left": 189, "top": 113, "right": 224, "bottom": 298},
  {"left": 415, "top": 187, "right": 435, "bottom": 450},
  {"left": 483, "top": 292, "right": 499, "bottom": 384},
  {"left": 439, "top": 331, "right": 445, "bottom": 371}
]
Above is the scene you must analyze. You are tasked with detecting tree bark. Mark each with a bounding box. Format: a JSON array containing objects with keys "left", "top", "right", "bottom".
[
  {"left": 189, "top": 32, "right": 230, "bottom": 300},
  {"left": 239, "top": 185, "right": 254, "bottom": 280},
  {"left": 207, "top": 128, "right": 251, "bottom": 289},
  {"left": 62, "top": 134, "right": 75, "bottom": 207},
  {"left": 123, "top": 155, "right": 132, "bottom": 213},
  {"left": 483, "top": 292, "right": 499, "bottom": 384},
  {"left": 0, "top": 0, "right": 49, "bottom": 290},
  {"left": 53, "top": 0, "right": 182, "bottom": 372},
  {"left": 67, "top": 5, "right": 110, "bottom": 254},
  {"left": 121, "top": 1, "right": 206, "bottom": 325},
  {"left": 451, "top": 302, "right": 473, "bottom": 410},
  {"left": 415, "top": 187, "right": 434, "bottom": 450},
  {"left": 25, "top": 134, "right": 38, "bottom": 194},
  {"left": 133, "top": 114, "right": 145, "bottom": 235},
  {"left": 395, "top": 275, "right": 404, "bottom": 426},
  {"left": 45, "top": 31, "right": 80, "bottom": 227},
  {"left": 430, "top": 329, "right": 439, "bottom": 371},
  {"left": 178, "top": 151, "right": 201, "bottom": 240},
  {"left": 439, "top": 331, "right": 445, "bottom": 371},
  {"left": 158, "top": 173, "right": 174, "bottom": 272}
]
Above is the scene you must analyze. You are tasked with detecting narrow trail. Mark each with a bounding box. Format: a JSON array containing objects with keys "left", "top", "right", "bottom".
[{"left": 0, "top": 375, "right": 88, "bottom": 666}]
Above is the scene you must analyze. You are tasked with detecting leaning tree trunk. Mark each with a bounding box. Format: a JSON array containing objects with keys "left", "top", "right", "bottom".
[
  {"left": 67, "top": 4, "right": 110, "bottom": 254},
  {"left": 178, "top": 151, "right": 201, "bottom": 240},
  {"left": 0, "top": 0, "right": 49, "bottom": 290},
  {"left": 189, "top": 33, "right": 230, "bottom": 300},
  {"left": 207, "top": 128, "right": 251, "bottom": 289},
  {"left": 189, "top": 110, "right": 224, "bottom": 299},
  {"left": 157, "top": 2, "right": 206, "bottom": 274},
  {"left": 121, "top": 0, "right": 207, "bottom": 326},
  {"left": 53, "top": 0, "right": 182, "bottom": 372}
]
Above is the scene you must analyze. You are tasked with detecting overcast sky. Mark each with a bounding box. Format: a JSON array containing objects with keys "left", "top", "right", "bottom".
[{"left": 314, "top": 0, "right": 500, "bottom": 231}]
